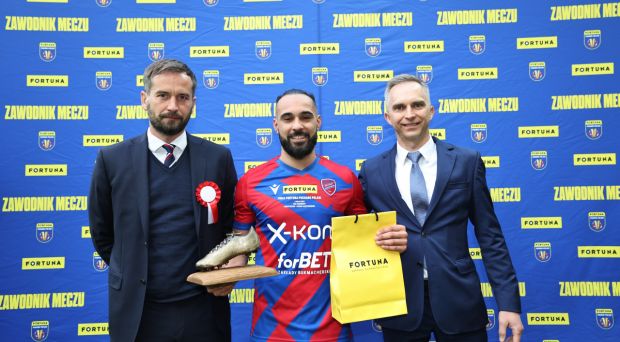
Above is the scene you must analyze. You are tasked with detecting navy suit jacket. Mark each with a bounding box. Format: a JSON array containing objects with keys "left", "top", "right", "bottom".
[
  {"left": 88, "top": 133, "right": 237, "bottom": 342},
  {"left": 359, "top": 138, "right": 520, "bottom": 334}
]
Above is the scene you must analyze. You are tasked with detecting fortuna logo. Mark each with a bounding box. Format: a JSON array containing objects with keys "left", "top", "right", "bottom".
[
  {"left": 596, "top": 309, "right": 614, "bottom": 329},
  {"left": 255, "top": 41, "right": 272, "bottom": 60},
  {"left": 96, "top": 0, "right": 111, "bottom": 8},
  {"left": 321, "top": 178, "right": 336, "bottom": 196},
  {"left": 269, "top": 184, "right": 280, "bottom": 195},
  {"left": 203, "top": 70, "right": 219, "bottom": 89},
  {"left": 312, "top": 67, "right": 328, "bottom": 86},
  {"left": 267, "top": 222, "right": 331, "bottom": 244},
  {"left": 486, "top": 309, "right": 496, "bottom": 330},
  {"left": 469, "top": 35, "right": 486, "bottom": 55},
  {"left": 529, "top": 62, "right": 546, "bottom": 81},
  {"left": 39, "top": 131, "right": 56, "bottom": 151},
  {"left": 365, "top": 38, "right": 381, "bottom": 57},
  {"left": 39, "top": 42, "right": 56, "bottom": 62},
  {"left": 148, "top": 43, "right": 164, "bottom": 61},
  {"left": 93, "top": 252, "right": 108, "bottom": 271},
  {"left": 95, "top": 71, "right": 112, "bottom": 91},
  {"left": 588, "top": 212, "right": 606, "bottom": 232},
  {"left": 471, "top": 124, "right": 487, "bottom": 143},
  {"left": 348, "top": 258, "right": 388, "bottom": 269},
  {"left": 584, "top": 30, "right": 601, "bottom": 50},
  {"left": 31, "top": 321, "right": 49, "bottom": 341},
  {"left": 585, "top": 120, "right": 602, "bottom": 140}
]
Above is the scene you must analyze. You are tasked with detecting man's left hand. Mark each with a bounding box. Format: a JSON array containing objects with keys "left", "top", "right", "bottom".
[
  {"left": 498, "top": 310, "right": 524, "bottom": 342},
  {"left": 375, "top": 224, "right": 408, "bottom": 253},
  {"left": 205, "top": 254, "right": 248, "bottom": 296}
]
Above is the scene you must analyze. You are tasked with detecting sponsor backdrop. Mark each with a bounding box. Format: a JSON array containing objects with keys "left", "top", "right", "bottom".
[{"left": 1, "top": 0, "right": 619, "bottom": 341}]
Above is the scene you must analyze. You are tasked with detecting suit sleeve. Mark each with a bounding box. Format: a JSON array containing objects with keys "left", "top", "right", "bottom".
[
  {"left": 219, "top": 149, "right": 238, "bottom": 233},
  {"left": 88, "top": 150, "right": 114, "bottom": 264},
  {"left": 469, "top": 152, "right": 521, "bottom": 313}
]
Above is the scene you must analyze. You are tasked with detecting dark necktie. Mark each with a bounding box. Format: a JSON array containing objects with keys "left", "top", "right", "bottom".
[
  {"left": 162, "top": 144, "right": 175, "bottom": 167},
  {"left": 407, "top": 151, "right": 429, "bottom": 225}
]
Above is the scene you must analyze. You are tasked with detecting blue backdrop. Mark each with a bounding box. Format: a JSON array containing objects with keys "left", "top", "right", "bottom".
[{"left": 1, "top": 0, "right": 619, "bottom": 341}]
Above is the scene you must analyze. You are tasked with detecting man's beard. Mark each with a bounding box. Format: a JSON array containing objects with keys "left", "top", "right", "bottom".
[
  {"left": 279, "top": 131, "right": 318, "bottom": 160},
  {"left": 148, "top": 106, "right": 190, "bottom": 137}
]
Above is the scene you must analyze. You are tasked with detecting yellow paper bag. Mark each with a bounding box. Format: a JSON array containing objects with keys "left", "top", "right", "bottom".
[{"left": 330, "top": 211, "right": 407, "bottom": 324}]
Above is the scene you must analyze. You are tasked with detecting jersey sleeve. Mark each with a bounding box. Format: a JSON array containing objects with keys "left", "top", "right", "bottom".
[
  {"left": 232, "top": 174, "right": 255, "bottom": 231},
  {"left": 345, "top": 172, "right": 367, "bottom": 215}
]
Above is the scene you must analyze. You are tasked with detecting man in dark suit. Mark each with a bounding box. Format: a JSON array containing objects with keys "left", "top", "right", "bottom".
[
  {"left": 359, "top": 74, "right": 524, "bottom": 342},
  {"left": 88, "top": 59, "right": 238, "bottom": 342}
]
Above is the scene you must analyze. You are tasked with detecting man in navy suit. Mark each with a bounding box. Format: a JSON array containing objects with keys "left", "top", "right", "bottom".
[
  {"left": 88, "top": 59, "right": 238, "bottom": 341},
  {"left": 359, "top": 74, "right": 524, "bottom": 342}
]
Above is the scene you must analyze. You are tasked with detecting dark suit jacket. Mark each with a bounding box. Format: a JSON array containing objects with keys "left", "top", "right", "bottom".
[
  {"left": 88, "top": 133, "right": 237, "bottom": 342},
  {"left": 359, "top": 137, "right": 520, "bottom": 334}
]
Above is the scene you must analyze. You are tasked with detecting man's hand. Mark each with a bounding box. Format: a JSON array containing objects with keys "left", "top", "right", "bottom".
[
  {"left": 498, "top": 311, "right": 524, "bottom": 342},
  {"left": 206, "top": 254, "right": 248, "bottom": 296},
  {"left": 375, "top": 224, "right": 408, "bottom": 253}
]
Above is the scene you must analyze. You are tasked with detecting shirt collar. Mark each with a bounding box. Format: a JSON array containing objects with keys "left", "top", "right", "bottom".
[
  {"left": 396, "top": 135, "right": 436, "bottom": 165},
  {"left": 147, "top": 128, "right": 188, "bottom": 154}
]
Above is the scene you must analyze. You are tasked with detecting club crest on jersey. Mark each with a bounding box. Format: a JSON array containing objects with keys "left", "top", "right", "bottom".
[
  {"left": 585, "top": 120, "right": 602, "bottom": 140},
  {"left": 312, "top": 67, "right": 328, "bottom": 86},
  {"left": 255, "top": 41, "right": 272, "bottom": 60},
  {"left": 584, "top": 30, "right": 601, "bottom": 50},
  {"left": 39, "top": 42, "right": 56, "bottom": 62},
  {"left": 365, "top": 38, "right": 381, "bottom": 57},
  {"left": 321, "top": 179, "right": 336, "bottom": 196},
  {"left": 531, "top": 151, "right": 547, "bottom": 170},
  {"left": 203, "top": 0, "right": 218, "bottom": 6},
  {"left": 96, "top": 0, "right": 111, "bottom": 7},
  {"left": 416, "top": 65, "right": 433, "bottom": 84},
  {"left": 469, "top": 35, "right": 486, "bottom": 55},
  {"left": 596, "top": 309, "right": 614, "bottom": 329},
  {"left": 486, "top": 309, "right": 496, "bottom": 330},
  {"left": 96, "top": 71, "right": 112, "bottom": 91},
  {"left": 529, "top": 62, "right": 546, "bottom": 81},
  {"left": 366, "top": 126, "right": 383, "bottom": 145},
  {"left": 203, "top": 70, "right": 219, "bottom": 89},
  {"left": 534, "top": 242, "right": 551, "bottom": 262},
  {"left": 588, "top": 212, "right": 606, "bottom": 232},
  {"left": 36, "top": 223, "right": 54, "bottom": 243},
  {"left": 371, "top": 321, "right": 382, "bottom": 332},
  {"left": 470, "top": 124, "right": 487, "bottom": 143},
  {"left": 256, "top": 128, "right": 273, "bottom": 148},
  {"left": 148, "top": 43, "right": 165, "bottom": 61},
  {"left": 93, "top": 252, "right": 108, "bottom": 271},
  {"left": 39, "top": 131, "right": 56, "bottom": 151},
  {"left": 31, "top": 321, "right": 49, "bottom": 341}
]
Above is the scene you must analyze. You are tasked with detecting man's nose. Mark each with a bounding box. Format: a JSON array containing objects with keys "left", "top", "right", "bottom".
[{"left": 167, "top": 97, "right": 179, "bottom": 111}]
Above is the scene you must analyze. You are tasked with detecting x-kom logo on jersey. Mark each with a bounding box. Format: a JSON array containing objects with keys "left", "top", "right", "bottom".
[{"left": 267, "top": 223, "right": 331, "bottom": 244}]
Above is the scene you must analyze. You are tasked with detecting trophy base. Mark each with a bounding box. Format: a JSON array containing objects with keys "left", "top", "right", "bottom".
[{"left": 187, "top": 265, "right": 278, "bottom": 286}]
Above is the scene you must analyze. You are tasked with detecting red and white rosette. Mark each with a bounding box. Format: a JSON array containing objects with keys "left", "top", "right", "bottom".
[{"left": 195, "top": 181, "right": 221, "bottom": 224}]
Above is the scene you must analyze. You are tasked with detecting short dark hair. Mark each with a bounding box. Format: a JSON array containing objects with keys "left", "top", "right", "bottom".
[
  {"left": 143, "top": 59, "right": 197, "bottom": 95},
  {"left": 275, "top": 88, "right": 317, "bottom": 108}
]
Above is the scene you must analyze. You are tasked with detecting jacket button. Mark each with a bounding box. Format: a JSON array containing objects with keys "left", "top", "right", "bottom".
[
  {"left": 140, "top": 279, "right": 146, "bottom": 285},
  {"left": 144, "top": 241, "right": 148, "bottom": 247},
  {"left": 421, "top": 231, "right": 426, "bottom": 237}
]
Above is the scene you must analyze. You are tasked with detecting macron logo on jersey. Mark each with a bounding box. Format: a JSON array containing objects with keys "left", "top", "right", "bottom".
[
  {"left": 269, "top": 184, "right": 280, "bottom": 195},
  {"left": 267, "top": 222, "right": 331, "bottom": 244}
]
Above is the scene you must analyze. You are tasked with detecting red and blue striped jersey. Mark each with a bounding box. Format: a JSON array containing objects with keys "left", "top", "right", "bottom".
[{"left": 234, "top": 156, "right": 366, "bottom": 341}]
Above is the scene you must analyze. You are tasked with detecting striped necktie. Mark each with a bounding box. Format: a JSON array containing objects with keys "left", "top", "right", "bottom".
[{"left": 162, "top": 144, "right": 175, "bottom": 167}]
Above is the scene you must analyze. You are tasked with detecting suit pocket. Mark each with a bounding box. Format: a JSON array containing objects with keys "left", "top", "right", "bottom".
[
  {"left": 446, "top": 181, "right": 469, "bottom": 190},
  {"left": 108, "top": 268, "right": 122, "bottom": 290},
  {"left": 454, "top": 257, "right": 475, "bottom": 274}
]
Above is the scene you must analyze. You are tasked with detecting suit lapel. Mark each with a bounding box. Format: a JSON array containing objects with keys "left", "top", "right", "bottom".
[
  {"left": 381, "top": 146, "right": 419, "bottom": 229},
  {"left": 427, "top": 138, "right": 456, "bottom": 218},
  {"left": 188, "top": 135, "right": 205, "bottom": 236},
  {"left": 132, "top": 134, "right": 150, "bottom": 240}
]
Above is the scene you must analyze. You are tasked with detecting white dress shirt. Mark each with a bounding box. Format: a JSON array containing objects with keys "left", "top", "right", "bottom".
[
  {"left": 395, "top": 137, "right": 438, "bottom": 214},
  {"left": 147, "top": 128, "right": 188, "bottom": 167}
]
